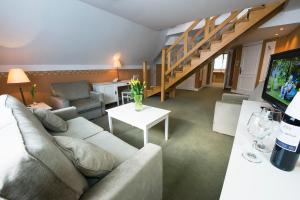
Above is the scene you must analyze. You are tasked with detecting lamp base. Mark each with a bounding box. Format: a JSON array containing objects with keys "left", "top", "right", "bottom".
[{"left": 19, "top": 86, "right": 26, "bottom": 105}]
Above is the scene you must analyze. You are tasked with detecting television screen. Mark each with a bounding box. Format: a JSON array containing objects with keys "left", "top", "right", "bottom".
[{"left": 263, "top": 48, "right": 300, "bottom": 111}]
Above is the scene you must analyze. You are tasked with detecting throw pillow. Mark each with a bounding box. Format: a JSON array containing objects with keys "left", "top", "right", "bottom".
[
  {"left": 54, "top": 136, "right": 117, "bottom": 177},
  {"left": 34, "top": 109, "right": 68, "bottom": 132}
]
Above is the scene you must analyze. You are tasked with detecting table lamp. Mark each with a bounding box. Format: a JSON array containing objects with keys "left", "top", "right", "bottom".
[
  {"left": 113, "top": 54, "right": 122, "bottom": 82},
  {"left": 7, "top": 68, "right": 30, "bottom": 105}
]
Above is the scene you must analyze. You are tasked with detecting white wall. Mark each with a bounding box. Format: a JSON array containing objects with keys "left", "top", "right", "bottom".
[
  {"left": 260, "top": 0, "right": 300, "bottom": 28},
  {"left": 177, "top": 74, "right": 197, "bottom": 91},
  {"left": 0, "top": 0, "right": 166, "bottom": 71}
]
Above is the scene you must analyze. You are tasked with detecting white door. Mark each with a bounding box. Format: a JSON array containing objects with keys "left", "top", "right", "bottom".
[
  {"left": 236, "top": 42, "right": 262, "bottom": 94},
  {"left": 260, "top": 41, "right": 276, "bottom": 82}
]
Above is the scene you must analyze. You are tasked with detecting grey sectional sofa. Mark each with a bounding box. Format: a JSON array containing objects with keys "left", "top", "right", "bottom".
[
  {"left": 50, "top": 80, "right": 105, "bottom": 119},
  {"left": 0, "top": 94, "right": 162, "bottom": 200}
]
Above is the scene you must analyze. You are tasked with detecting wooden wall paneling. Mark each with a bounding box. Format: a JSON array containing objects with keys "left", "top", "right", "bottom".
[
  {"left": 275, "top": 26, "right": 300, "bottom": 53},
  {"left": 231, "top": 45, "right": 243, "bottom": 90},
  {"left": 228, "top": 49, "right": 237, "bottom": 87},
  {"left": 0, "top": 69, "right": 142, "bottom": 105}
]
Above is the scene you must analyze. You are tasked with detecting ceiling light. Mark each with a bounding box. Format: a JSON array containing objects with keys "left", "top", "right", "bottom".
[
  {"left": 280, "top": 27, "right": 284, "bottom": 31},
  {"left": 275, "top": 33, "right": 279, "bottom": 36}
]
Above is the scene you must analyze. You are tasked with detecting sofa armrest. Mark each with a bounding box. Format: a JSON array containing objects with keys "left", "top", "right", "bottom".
[
  {"left": 49, "top": 96, "right": 70, "bottom": 109},
  {"left": 52, "top": 107, "right": 79, "bottom": 121},
  {"left": 90, "top": 91, "right": 105, "bottom": 114},
  {"left": 81, "top": 143, "right": 162, "bottom": 200},
  {"left": 221, "top": 93, "right": 249, "bottom": 104}
]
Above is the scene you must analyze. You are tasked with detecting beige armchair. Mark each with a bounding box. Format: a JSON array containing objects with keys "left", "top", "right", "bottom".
[
  {"left": 213, "top": 82, "right": 264, "bottom": 136},
  {"left": 50, "top": 80, "right": 105, "bottom": 119}
]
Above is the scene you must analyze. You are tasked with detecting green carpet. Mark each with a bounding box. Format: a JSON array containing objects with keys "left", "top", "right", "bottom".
[{"left": 92, "top": 87, "right": 233, "bottom": 200}]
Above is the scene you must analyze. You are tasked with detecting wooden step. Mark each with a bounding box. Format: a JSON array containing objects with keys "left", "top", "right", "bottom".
[
  {"left": 249, "top": 5, "right": 265, "bottom": 12},
  {"left": 199, "top": 49, "right": 211, "bottom": 58},
  {"left": 191, "top": 57, "right": 201, "bottom": 66},
  {"left": 248, "top": 5, "right": 271, "bottom": 20},
  {"left": 144, "top": 86, "right": 161, "bottom": 97},
  {"left": 234, "top": 20, "right": 251, "bottom": 32},
  {"left": 236, "top": 13, "right": 250, "bottom": 24},
  {"left": 211, "top": 39, "right": 222, "bottom": 45},
  {"left": 222, "top": 28, "right": 235, "bottom": 37},
  {"left": 199, "top": 48, "right": 210, "bottom": 53}
]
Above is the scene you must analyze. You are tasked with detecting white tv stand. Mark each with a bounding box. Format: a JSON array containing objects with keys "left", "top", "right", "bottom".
[{"left": 220, "top": 100, "right": 300, "bottom": 200}]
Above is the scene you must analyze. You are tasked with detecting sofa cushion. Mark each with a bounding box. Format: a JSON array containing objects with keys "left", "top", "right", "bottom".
[
  {"left": 54, "top": 136, "right": 117, "bottom": 178},
  {"left": 34, "top": 108, "right": 68, "bottom": 132},
  {"left": 51, "top": 80, "right": 90, "bottom": 101},
  {"left": 0, "top": 95, "right": 88, "bottom": 200},
  {"left": 51, "top": 117, "right": 103, "bottom": 139},
  {"left": 85, "top": 131, "right": 138, "bottom": 165},
  {"left": 70, "top": 98, "right": 101, "bottom": 113}
]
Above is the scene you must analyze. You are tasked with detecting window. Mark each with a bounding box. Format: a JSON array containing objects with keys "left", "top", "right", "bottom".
[{"left": 213, "top": 54, "right": 228, "bottom": 72}]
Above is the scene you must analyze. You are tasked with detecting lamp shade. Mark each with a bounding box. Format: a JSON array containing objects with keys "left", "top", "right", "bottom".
[
  {"left": 113, "top": 53, "right": 122, "bottom": 68},
  {"left": 7, "top": 68, "right": 30, "bottom": 84},
  {"left": 285, "top": 92, "right": 300, "bottom": 120}
]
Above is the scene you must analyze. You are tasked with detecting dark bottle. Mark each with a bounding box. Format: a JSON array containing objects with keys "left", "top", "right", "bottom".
[{"left": 270, "top": 114, "right": 300, "bottom": 172}]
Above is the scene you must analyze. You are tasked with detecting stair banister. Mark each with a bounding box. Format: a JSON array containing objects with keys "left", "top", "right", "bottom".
[
  {"left": 166, "top": 19, "right": 201, "bottom": 54},
  {"left": 161, "top": 48, "right": 166, "bottom": 102},
  {"left": 143, "top": 1, "right": 286, "bottom": 100},
  {"left": 143, "top": 61, "right": 149, "bottom": 89},
  {"left": 165, "top": 10, "right": 240, "bottom": 76}
]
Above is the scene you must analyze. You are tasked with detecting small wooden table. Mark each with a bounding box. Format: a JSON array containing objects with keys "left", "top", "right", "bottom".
[{"left": 106, "top": 103, "right": 171, "bottom": 146}]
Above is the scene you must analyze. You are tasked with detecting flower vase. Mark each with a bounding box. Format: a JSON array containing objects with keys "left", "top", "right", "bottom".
[{"left": 134, "top": 94, "right": 143, "bottom": 111}]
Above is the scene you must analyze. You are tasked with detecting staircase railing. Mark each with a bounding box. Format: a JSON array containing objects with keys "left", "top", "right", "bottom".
[
  {"left": 159, "top": 9, "right": 256, "bottom": 101},
  {"left": 142, "top": 61, "right": 149, "bottom": 90},
  {"left": 164, "top": 11, "right": 243, "bottom": 75},
  {"left": 148, "top": 1, "right": 286, "bottom": 101}
]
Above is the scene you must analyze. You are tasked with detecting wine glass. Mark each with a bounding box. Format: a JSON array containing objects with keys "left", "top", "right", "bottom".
[
  {"left": 251, "top": 111, "right": 273, "bottom": 153},
  {"left": 249, "top": 109, "right": 282, "bottom": 153},
  {"left": 242, "top": 112, "right": 264, "bottom": 163}
]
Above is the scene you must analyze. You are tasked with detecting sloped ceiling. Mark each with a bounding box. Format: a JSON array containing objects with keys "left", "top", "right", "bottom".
[
  {"left": 80, "top": 0, "right": 278, "bottom": 30},
  {"left": 0, "top": 0, "right": 166, "bottom": 67}
]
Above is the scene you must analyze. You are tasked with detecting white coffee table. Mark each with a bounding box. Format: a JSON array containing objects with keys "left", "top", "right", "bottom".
[{"left": 106, "top": 103, "right": 171, "bottom": 146}]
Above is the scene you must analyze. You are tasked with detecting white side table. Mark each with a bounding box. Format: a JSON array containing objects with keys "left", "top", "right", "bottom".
[{"left": 28, "top": 102, "right": 52, "bottom": 110}]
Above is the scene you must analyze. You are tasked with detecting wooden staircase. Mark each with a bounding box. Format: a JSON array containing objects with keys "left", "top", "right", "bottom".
[{"left": 143, "top": 0, "right": 286, "bottom": 101}]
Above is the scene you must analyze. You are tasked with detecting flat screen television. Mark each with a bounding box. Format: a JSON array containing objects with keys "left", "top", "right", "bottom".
[{"left": 262, "top": 48, "right": 300, "bottom": 111}]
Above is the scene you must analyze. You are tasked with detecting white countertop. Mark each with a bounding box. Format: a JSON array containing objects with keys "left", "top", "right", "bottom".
[
  {"left": 92, "top": 80, "right": 129, "bottom": 86},
  {"left": 220, "top": 100, "right": 300, "bottom": 200}
]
